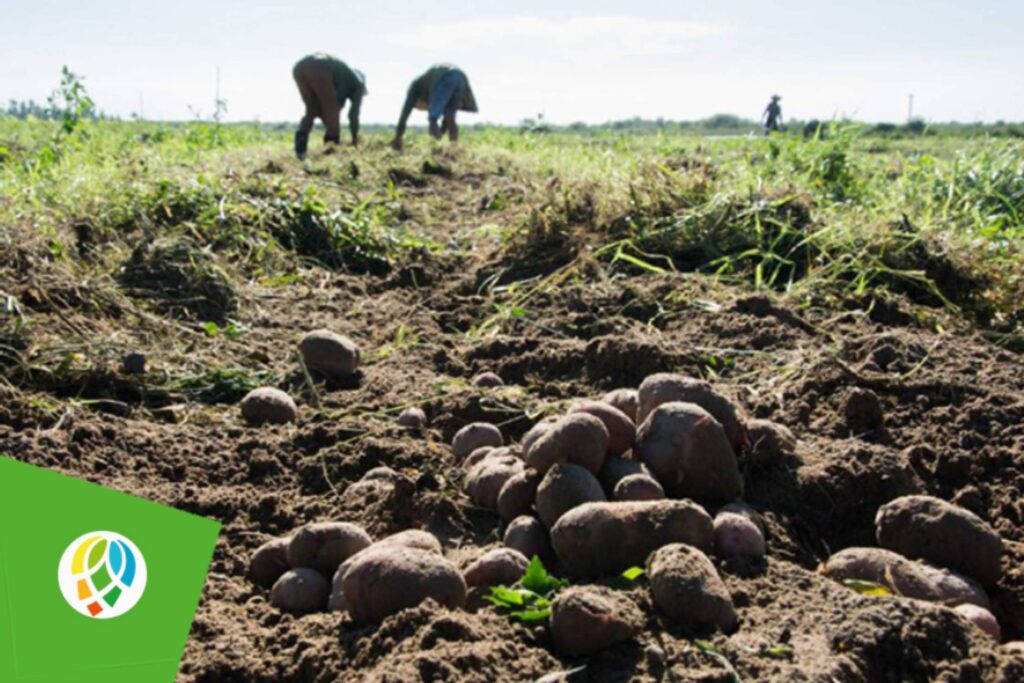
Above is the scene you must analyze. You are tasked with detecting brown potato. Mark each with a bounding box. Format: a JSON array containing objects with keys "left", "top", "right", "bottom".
[
  {"left": 953, "top": 604, "right": 1001, "bottom": 641},
  {"left": 636, "top": 401, "right": 742, "bottom": 506},
  {"left": 647, "top": 543, "right": 737, "bottom": 632},
  {"left": 535, "top": 463, "right": 607, "bottom": 529},
  {"left": 524, "top": 413, "right": 609, "bottom": 475},
  {"left": 551, "top": 500, "right": 714, "bottom": 577},
  {"left": 287, "top": 522, "right": 373, "bottom": 576},
  {"left": 598, "top": 456, "right": 652, "bottom": 496},
  {"left": 329, "top": 530, "right": 443, "bottom": 612},
  {"left": 240, "top": 387, "right": 297, "bottom": 425},
  {"left": 503, "top": 516, "right": 553, "bottom": 561},
  {"left": 713, "top": 511, "right": 766, "bottom": 559},
  {"left": 820, "top": 547, "right": 990, "bottom": 609},
  {"left": 463, "top": 547, "right": 529, "bottom": 587},
  {"left": 550, "top": 585, "right": 644, "bottom": 656},
  {"left": 463, "top": 446, "right": 497, "bottom": 470},
  {"left": 718, "top": 502, "right": 766, "bottom": 535},
  {"left": 247, "top": 536, "right": 291, "bottom": 589},
  {"left": 299, "top": 329, "right": 360, "bottom": 380},
  {"left": 452, "top": 423, "right": 504, "bottom": 461},
  {"left": 270, "top": 568, "right": 330, "bottom": 615},
  {"left": 497, "top": 468, "right": 541, "bottom": 523},
  {"left": 875, "top": 495, "right": 1003, "bottom": 586},
  {"left": 637, "top": 373, "right": 745, "bottom": 451},
  {"left": 341, "top": 546, "right": 467, "bottom": 624},
  {"left": 745, "top": 419, "right": 796, "bottom": 466},
  {"left": 613, "top": 474, "right": 665, "bottom": 501},
  {"left": 569, "top": 400, "right": 637, "bottom": 457},
  {"left": 602, "top": 388, "right": 639, "bottom": 424},
  {"left": 464, "top": 453, "right": 524, "bottom": 511}
]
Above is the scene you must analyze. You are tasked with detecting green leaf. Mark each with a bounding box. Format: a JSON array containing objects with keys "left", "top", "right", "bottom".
[
  {"left": 761, "top": 644, "right": 794, "bottom": 660},
  {"left": 841, "top": 579, "right": 892, "bottom": 596},
  {"left": 621, "top": 567, "right": 645, "bottom": 581},
  {"left": 484, "top": 586, "right": 526, "bottom": 608},
  {"left": 202, "top": 321, "right": 221, "bottom": 336},
  {"left": 521, "top": 556, "right": 568, "bottom": 596},
  {"left": 509, "top": 608, "right": 551, "bottom": 622}
]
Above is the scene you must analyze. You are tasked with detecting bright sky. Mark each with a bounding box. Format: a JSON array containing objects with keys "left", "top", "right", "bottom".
[{"left": 3, "top": 0, "right": 1022, "bottom": 125}]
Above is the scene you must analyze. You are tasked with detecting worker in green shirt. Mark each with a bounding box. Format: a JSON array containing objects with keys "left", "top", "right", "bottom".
[
  {"left": 292, "top": 53, "right": 367, "bottom": 159},
  {"left": 390, "top": 64, "right": 478, "bottom": 150}
]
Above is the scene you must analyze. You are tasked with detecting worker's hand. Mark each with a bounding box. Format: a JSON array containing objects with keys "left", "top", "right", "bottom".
[{"left": 389, "top": 137, "right": 403, "bottom": 151}]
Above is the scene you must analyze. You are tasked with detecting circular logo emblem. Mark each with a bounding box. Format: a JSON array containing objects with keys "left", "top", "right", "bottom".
[{"left": 57, "top": 531, "right": 147, "bottom": 619}]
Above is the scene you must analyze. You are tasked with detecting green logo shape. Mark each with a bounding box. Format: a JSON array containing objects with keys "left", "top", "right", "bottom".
[{"left": 0, "top": 457, "right": 221, "bottom": 682}]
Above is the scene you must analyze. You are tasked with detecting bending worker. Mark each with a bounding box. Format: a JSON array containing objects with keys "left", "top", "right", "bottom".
[
  {"left": 292, "top": 53, "right": 367, "bottom": 158},
  {"left": 390, "top": 64, "right": 477, "bottom": 150},
  {"left": 763, "top": 94, "right": 783, "bottom": 134}
]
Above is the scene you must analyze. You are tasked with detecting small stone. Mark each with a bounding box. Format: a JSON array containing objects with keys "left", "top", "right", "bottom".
[
  {"left": 397, "top": 406, "right": 427, "bottom": 430},
  {"left": 844, "top": 387, "right": 884, "bottom": 432}
]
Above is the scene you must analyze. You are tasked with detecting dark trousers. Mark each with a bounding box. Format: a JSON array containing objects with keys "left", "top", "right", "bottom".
[{"left": 293, "top": 58, "right": 341, "bottom": 143}]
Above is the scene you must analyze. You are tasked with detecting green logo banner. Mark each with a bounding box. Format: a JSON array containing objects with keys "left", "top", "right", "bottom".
[{"left": 0, "top": 456, "right": 220, "bottom": 682}]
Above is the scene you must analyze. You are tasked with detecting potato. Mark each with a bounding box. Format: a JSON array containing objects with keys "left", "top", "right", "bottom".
[
  {"left": 602, "top": 388, "right": 639, "bottom": 424},
  {"left": 464, "top": 453, "right": 523, "bottom": 511},
  {"left": 397, "top": 406, "right": 427, "bottom": 430},
  {"left": 270, "top": 568, "right": 330, "bottom": 615},
  {"left": 647, "top": 543, "right": 737, "bottom": 632},
  {"left": 299, "top": 329, "right": 360, "bottom": 380},
  {"left": 463, "top": 446, "right": 496, "bottom": 470},
  {"left": 497, "top": 468, "right": 541, "bottom": 522},
  {"left": 329, "top": 529, "right": 443, "bottom": 612},
  {"left": 568, "top": 400, "right": 636, "bottom": 457},
  {"left": 463, "top": 547, "right": 529, "bottom": 587},
  {"left": 598, "top": 456, "right": 652, "bottom": 496},
  {"left": 713, "top": 511, "right": 765, "bottom": 559},
  {"left": 452, "top": 422, "right": 504, "bottom": 461},
  {"left": 613, "top": 474, "right": 665, "bottom": 501},
  {"left": 247, "top": 536, "right": 291, "bottom": 589},
  {"left": 525, "top": 413, "right": 609, "bottom": 475},
  {"left": 287, "top": 522, "right": 373, "bottom": 576},
  {"left": 535, "top": 463, "right": 607, "bottom": 529},
  {"left": 550, "top": 586, "right": 643, "bottom": 656},
  {"left": 953, "top": 604, "right": 1001, "bottom": 641},
  {"left": 637, "top": 373, "right": 745, "bottom": 451},
  {"left": 471, "top": 371, "right": 505, "bottom": 388},
  {"left": 341, "top": 546, "right": 467, "bottom": 623},
  {"left": 636, "top": 401, "right": 742, "bottom": 506},
  {"left": 820, "top": 547, "right": 990, "bottom": 609},
  {"left": 551, "top": 500, "right": 714, "bottom": 577},
  {"left": 240, "top": 387, "right": 297, "bottom": 425},
  {"left": 875, "top": 495, "right": 1003, "bottom": 586},
  {"left": 745, "top": 419, "right": 796, "bottom": 466},
  {"left": 503, "top": 515, "right": 553, "bottom": 561},
  {"left": 1004, "top": 641, "right": 1024, "bottom": 655},
  {"left": 521, "top": 417, "right": 558, "bottom": 455},
  {"left": 718, "top": 502, "right": 765, "bottom": 535}
]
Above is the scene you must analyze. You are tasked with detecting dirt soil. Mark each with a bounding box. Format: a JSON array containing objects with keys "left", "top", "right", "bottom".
[{"left": 2, "top": 150, "right": 1024, "bottom": 683}]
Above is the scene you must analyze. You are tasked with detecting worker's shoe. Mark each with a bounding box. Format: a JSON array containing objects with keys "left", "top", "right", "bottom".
[{"left": 294, "top": 131, "right": 310, "bottom": 160}]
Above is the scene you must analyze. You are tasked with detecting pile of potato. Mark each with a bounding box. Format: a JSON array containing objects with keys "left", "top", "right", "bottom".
[{"left": 455, "top": 373, "right": 790, "bottom": 644}]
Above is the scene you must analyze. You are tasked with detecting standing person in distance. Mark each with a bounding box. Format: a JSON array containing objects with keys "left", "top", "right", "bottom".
[
  {"left": 292, "top": 53, "right": 367, "bottom": 159},
  {"left": 390, "top": 64, "right": 477, "bottom": 150},
  {"left": 763, "top": 94, "right": 783, "bottom": 135}
]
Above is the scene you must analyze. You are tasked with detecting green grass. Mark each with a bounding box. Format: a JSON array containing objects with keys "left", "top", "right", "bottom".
[{"left": 1, "top": 116, "right": 1021, "bottom": 355}]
